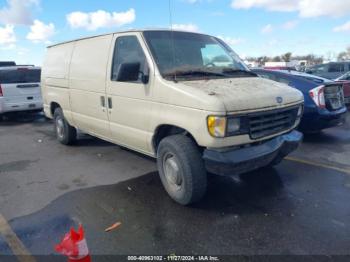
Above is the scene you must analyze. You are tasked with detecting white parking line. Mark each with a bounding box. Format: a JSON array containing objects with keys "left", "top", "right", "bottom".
[
  {"left": 285, "top": 157, "right": 350, "bottom": 176},
  {"left": 0, "top": 214, "right": 36, "bottom": 262}
]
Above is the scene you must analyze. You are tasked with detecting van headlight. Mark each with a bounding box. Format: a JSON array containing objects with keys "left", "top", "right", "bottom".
[
  {"left": 207, "top": 116, "right": 244, "bottom": 137},
  {"left": 227, "top": 118, "right": 241, "bottom": 134}
]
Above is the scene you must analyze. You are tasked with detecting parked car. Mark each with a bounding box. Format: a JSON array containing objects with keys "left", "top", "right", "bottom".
[
  {"left": 0, "top": 61, "right": 16, "bottom": 67},
  {"left": 42, "top": 30, "right": 304, "bottom": 205},
  {"left": 305, "top": 62, "right": 350, "bottom": 79},
  {"left": 0, "top": 65, "right": 42, "bottom": 117},
  {"left": 335, "top": 72, "right": 350, "bottom": 106},
  {"left": 252, "top": 69, "right": 347, "bottom": 133}
]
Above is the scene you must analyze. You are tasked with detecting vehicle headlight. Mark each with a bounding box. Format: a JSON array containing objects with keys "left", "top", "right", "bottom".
[
  {"left": 207, "top": 116, "right": 226, "bottom": 138},
  {"left": 227, "top": 117, "right": 241, "bottom": 134},
  {"left": 207, "top": 116, "right": 243, "bottom": 137}
]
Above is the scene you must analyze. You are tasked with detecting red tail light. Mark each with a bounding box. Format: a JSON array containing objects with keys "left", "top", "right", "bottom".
[
  {"left": 0, "top": 84, "right": 3, "bottom": 97},
  {"left": 309, "top": 85, "right": 326, "bottom": 109}
]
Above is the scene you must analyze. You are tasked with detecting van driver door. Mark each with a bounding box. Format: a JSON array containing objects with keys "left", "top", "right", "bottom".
[{"left": 105, "top": 33, "right": 154, "bottom": 155}]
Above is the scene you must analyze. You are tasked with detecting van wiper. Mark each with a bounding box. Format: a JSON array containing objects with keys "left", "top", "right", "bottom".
[
  {"left": 222, "top": 68, "right": 257, "bottom": 77},
  {"left": 165, "top": 69, "right": 226, "bottom": 81}
]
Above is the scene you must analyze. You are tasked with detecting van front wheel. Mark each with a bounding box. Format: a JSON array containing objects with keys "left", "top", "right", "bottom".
[
  {"left": 157, "top": 135, "right": 207, "bottom": 205},
  {"left": 54, "top": 108, "right": 77, "bottom": 145}
]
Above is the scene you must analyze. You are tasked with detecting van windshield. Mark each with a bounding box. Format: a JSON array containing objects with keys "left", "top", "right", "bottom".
[
  {"left": 143, "top": 31, "right": 254, "bottom": 81},
  {"left": 0, "top": 69, "right": 41, "bottom": 84}
]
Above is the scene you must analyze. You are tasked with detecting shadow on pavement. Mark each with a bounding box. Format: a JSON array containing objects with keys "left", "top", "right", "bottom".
[
  {"left": 0, "top": 111, "right": 48, "bottom": 126},
  {"left": 2, "top": 168, "right": 289, "bottom": 255}
]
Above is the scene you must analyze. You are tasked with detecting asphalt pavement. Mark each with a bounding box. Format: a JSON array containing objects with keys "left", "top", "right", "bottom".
[{"left": 0, "top": 112, "right": 349, "bottom": 259}]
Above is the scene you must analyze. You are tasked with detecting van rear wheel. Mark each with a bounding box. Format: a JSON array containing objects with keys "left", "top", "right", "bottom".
[
  {"left": 54, "top": 108, "right": 77, "bottom": 145},
  {"left": 157, "top": 135, "right": 207, "bottom": 205}
]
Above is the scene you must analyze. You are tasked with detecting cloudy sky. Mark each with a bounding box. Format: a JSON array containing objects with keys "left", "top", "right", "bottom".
[{"left": 0, "top": 0, "right": 349, "bottom": 65}]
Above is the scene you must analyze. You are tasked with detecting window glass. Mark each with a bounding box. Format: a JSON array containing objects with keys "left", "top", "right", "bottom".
[
  {"left": 201, "top": 44, "right": 233, "bottom": 67},
  {"left": 143, "top": 31, "right": 249, "bottom": 80},
  {"left": 111, "top": 36, "right": 147, "bottom": 83},
  {"left": 314, "top": 65, "right": 326, "bottom": 73},
  {"left": 328, "top": 63, "right": 345, "bottom": 73},
  {"left": 0, "top": 69, "right": 41, "bottom": 84},
  {"left": 339, "top": 72, "right": 350, "bottom": 81}
]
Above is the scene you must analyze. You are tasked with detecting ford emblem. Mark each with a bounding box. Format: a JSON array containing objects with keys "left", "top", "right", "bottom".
[{"left": 276, "top": 97, "right": 283, "bottom": 104}]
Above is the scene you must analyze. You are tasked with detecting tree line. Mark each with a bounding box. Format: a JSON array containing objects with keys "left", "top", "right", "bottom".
[{"left": 245, "top": 46, "right": 350, "bottom": 66}]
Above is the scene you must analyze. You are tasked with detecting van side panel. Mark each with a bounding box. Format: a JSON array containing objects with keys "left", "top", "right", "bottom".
[
  {"left": 41, "top": 42, "right": 74, "bottom": 123},
  {"left": 69, "top": 35, "right": 113, "bottom": 138}
]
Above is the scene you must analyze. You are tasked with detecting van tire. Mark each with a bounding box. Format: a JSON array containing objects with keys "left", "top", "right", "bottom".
[
  {"left": 53, "top": 108, "right": 77, "bottom": 145},
  {"left": 157, "top": 135, "right": 207, "bottom": 205}
]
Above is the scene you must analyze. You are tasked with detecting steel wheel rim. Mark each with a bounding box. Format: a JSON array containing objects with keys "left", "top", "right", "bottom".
[
  {"left": 163, "top": 152, "right": 183, "bottom": 192},
  {"left": 56, "top": 117, "right": 65, "bottom": 139}
]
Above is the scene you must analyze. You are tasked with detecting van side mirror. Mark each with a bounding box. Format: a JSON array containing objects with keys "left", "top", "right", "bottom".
[
  {"left": 117, "top": 62, "right": 141, "bottom": 82},
  {"left": 141, "top": 67, "right": 150, "bottom": 84}
]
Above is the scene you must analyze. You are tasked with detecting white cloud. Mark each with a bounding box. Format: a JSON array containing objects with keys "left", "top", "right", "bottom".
[
  {"left": 231, "top": 0, "right": 350, "bottom": 18},
  {"left": 261, "top": 24, "right": 273, "bottom": 34},
  {"left": 282, "top": 20, "right": 298, "bottom": 30},
  {"left": 218, "top": 36, "right": 245, "bottom": 46},
  {"left": 66, "top": 9, "right": 136, "bottom": 31},
  {"left": 333, "top": 21, "right": 350, "bottom": 33},
  {"left": 299, "top": 1, "right": 350, "bottom": 18},
  {"left": 0, "top": 43, "right": 16, "bottom": 50},
  {"left": 0, "top": 24, "right": 16, "bottom": 45},
  {"left": 172, "top": 23, "right": 199, "bottom": 32},
  {"left": 231, "top": 0, "right": 298, "bottom": 12},
  {"left": 26, "top": 20, "right": 55, "bottom": 43},
  {"left": 0, "top": 0, "right": 39, "bottom": 25}
]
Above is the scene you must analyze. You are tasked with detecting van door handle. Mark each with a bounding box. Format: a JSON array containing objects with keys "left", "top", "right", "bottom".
[
  {"left": 100, "top": 96, "right": 106, "bottom": 107},
  {"left": 108, "top": 97, "right": 113, "bottom": 109}
]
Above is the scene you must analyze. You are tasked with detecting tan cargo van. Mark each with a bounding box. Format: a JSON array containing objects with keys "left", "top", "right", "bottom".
[{"left": 41, "top": 30, "right": 304, "bottom": 205}]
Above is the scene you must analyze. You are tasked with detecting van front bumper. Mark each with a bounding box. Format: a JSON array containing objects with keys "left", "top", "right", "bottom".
[{"left": 203, "top": 130, "right": 303, "bottom": 176}]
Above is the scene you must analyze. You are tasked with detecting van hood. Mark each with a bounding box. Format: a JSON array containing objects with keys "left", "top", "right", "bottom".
[{"left": 182, "top": 77, "right": 303, "bottom": 112}]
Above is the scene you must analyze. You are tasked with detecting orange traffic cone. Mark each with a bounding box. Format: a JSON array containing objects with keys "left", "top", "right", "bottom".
[{"left": 55, "top": 224, "right": 91, "bottom": 262}]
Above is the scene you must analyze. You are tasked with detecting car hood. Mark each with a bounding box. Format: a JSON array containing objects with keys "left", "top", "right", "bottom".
[{"left": 182, "top": 77, "right": 304, "bottom": 112}]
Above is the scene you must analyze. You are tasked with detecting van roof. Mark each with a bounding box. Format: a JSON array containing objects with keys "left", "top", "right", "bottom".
[{"left": 47, "top": 29, "right": 208, "bottom": 48}]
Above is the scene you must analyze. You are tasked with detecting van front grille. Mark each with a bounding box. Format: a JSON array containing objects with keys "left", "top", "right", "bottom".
[{"left": 248, "top": 107, "right": 299, "bottom": 139}]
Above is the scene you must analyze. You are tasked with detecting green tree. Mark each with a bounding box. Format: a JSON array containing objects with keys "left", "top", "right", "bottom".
[
  {"left": 272, "top": 56, "right": 282, "bottom": 62},
  {"left": 281, "top": 52, "right": 292, "bottom": 62}
]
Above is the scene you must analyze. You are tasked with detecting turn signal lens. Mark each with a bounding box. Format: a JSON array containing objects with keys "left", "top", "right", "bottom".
[
  {"left": 207, "top": 116, "right": 226, "bottom": 138},
  {"left": 297, "top": 104, "right": 303, "bottom": 117}
]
